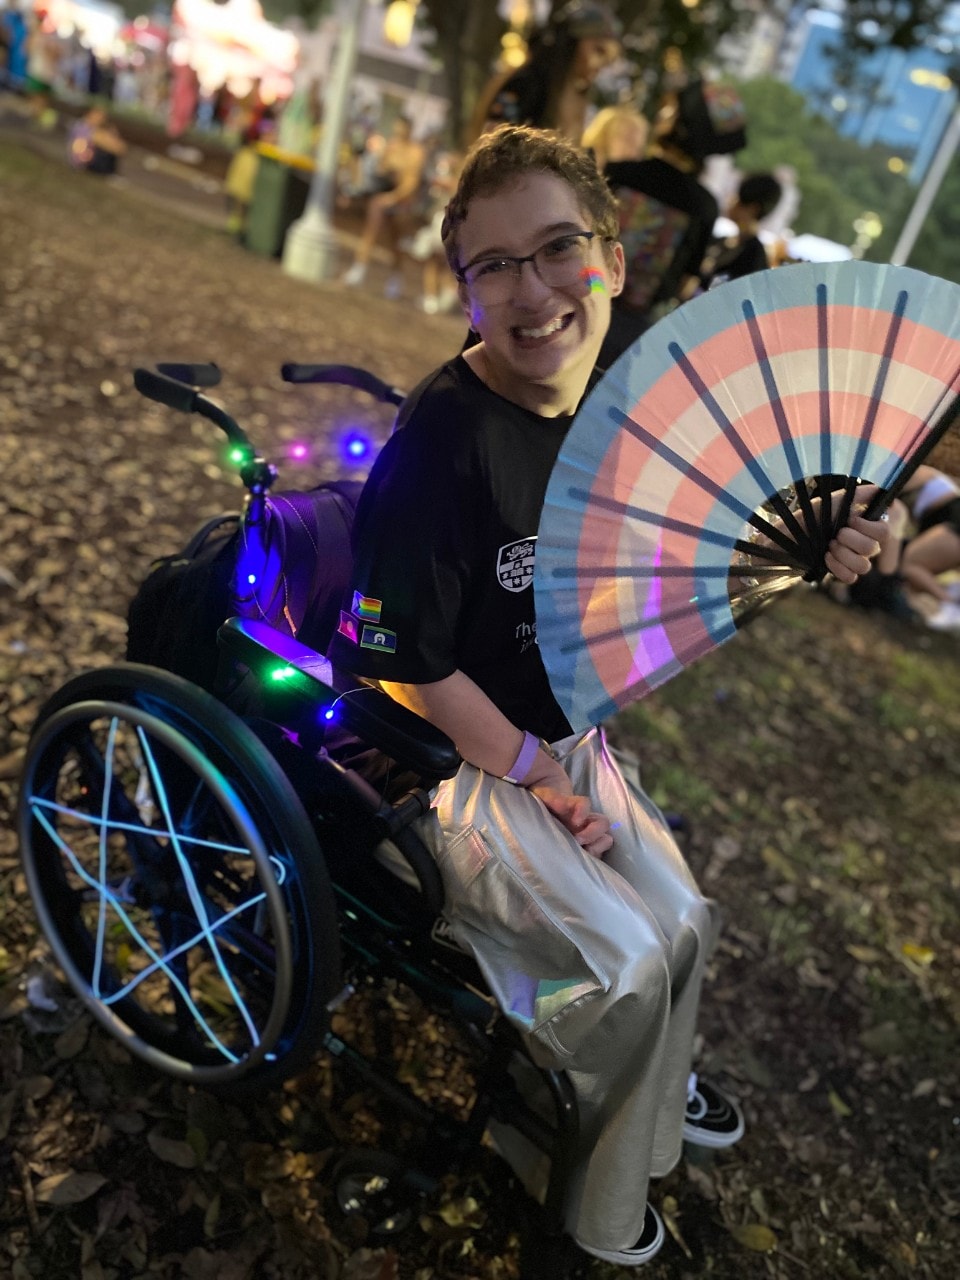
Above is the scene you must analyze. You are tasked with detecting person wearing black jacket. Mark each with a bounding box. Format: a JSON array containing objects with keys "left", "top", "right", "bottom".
[{"left": 600, "top": 79, "right": 747, "bottom": 368}]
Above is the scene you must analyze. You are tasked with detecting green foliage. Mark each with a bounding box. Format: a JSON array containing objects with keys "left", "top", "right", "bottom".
[{"left": 731, "top": 78, "right": 903, "bottom": 254}]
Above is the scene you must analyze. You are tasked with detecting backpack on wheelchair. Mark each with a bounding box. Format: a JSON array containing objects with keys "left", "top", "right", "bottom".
[{"left": 16, "top": 362, "right": 586, "bottom": 1273}]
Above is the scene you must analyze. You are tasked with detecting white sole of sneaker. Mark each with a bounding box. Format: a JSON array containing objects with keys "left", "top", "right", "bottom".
[
  {"left": 681, "top": 1111, "right": 745, "bottom": 1148},
  {"left": 576, "top": 1206, "right": 666, "bottom": 1266}
]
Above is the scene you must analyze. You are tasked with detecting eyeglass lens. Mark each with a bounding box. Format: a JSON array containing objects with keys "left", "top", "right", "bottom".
[{"left": 465, "top": 233, "right": 595, "bottom": 302}]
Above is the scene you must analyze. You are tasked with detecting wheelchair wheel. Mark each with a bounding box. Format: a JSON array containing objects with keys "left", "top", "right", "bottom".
[
  {"left": 17, "top": 664, "right": 340, "bottom": 1091},
  {"left": 333, "top": 1149, "right": 419, "bottom": 1237}
]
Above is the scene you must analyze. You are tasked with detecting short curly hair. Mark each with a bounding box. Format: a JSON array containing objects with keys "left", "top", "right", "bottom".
[{"left": 441, "top": 125, "right": 620, "bottom": 275}]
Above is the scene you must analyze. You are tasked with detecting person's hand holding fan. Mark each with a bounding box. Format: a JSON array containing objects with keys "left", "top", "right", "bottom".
[{"left": 534, "top": 261, "right": 960, "bottom": 729}]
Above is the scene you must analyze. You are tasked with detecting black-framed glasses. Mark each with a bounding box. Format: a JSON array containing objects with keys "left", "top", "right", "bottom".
[{"left": 457, "top": 231, "right": 602, "bottom": 304}]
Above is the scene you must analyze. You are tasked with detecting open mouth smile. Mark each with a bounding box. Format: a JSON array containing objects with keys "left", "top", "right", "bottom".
[{"left": 511, "top": 313, "right": 574, "bottom": 344}]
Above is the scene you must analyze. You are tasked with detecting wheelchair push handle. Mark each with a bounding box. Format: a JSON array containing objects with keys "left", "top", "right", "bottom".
[
  {"left": 281, "top": 363, "right": 406, "bottom": 408},
  {"left": 133, "top": 367, "right": 254, "bottom": 454}
]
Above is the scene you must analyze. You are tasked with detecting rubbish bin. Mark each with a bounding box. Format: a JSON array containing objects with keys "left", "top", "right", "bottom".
[{"left": 245, "top": 144, "right": 315, "bottom": 258}]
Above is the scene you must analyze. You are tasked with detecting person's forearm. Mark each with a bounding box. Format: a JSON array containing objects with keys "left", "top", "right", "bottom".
[
  {"left": 379, "top": 670, "right": 552, "bottom": 783},
  {"left": 900, "top": 561, "right": 950, "bottom": 602},
  {"left": 380, "top": 673, "right": 611, "bottom": 854}
]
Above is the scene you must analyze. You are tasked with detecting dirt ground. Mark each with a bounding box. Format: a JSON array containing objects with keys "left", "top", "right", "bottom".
[{"left": 1, "top": 136, "right": 958, "bottom": 1280}]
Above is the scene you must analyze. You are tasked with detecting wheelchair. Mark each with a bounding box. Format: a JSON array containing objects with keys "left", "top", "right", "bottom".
[{"left": 16, "top": 361, "right": 590, "bottom": 1274}]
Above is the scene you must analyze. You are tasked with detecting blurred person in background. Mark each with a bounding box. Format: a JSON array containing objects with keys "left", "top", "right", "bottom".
[
  {"left": 898, "top": 466, "right": 960, "bottom": 629},
  {"left": 223, "top": 93, "right": 277, "bottom": 239},
  {"left": 600, "top": 79, "right": 747, "bottom": 367},
  {"left": 24, "top": 7, "right": 60, "bottom": 126},
  {"left": 67, "top": 104, "right": 126, "bottom": 176},
  {"left": 699, "top": 170, "right": 781, "bottom": 291},
  {"left": 1, "top": 3, "right": 30, "bottom": 91},
  {"left": 341, "top": 115, "right": 427, "bottom": 299},
  {"left": 469, "top": 0, "right": 622, "bottom": 145},
  {"left": 581, "top": 102, "right": 648, "bottom": 171},
  {"left": 400, "top": 142, "right": 464, "bottom": 313}
]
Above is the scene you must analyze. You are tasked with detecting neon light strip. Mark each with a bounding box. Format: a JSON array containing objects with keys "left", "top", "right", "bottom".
[
  {"left": 93, "top": 717, "right": 118, "bottom": 1000},
  {"left": 30, "top": 797, "right": 251, "bottom": 856},
  {"left": 30, "top": 803, "right": 243, "bottom": 1062},
  {"left": 136, "top": 726, "right": 261, "bottom": 1048},
  {"left": 102, "top": 895, "right": 266, "bottom": 1004}
]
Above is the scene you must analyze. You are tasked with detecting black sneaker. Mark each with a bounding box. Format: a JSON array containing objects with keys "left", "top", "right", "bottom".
[
  {"left": 682, "top": 1073, "right": 745, "bottom": 1148},
  {"left": 576, "top": 1203, "right": 665, "bottom": 1266}
]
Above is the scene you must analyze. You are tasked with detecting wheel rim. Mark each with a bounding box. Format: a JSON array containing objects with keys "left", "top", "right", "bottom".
[{"left": 19, "top": 699, "right": 294, "bottom": 1083}]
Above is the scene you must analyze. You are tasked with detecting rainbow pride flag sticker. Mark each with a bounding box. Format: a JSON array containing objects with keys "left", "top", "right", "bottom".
[{"left": 352, "top": 592, "right": 382, "bottom": 623}]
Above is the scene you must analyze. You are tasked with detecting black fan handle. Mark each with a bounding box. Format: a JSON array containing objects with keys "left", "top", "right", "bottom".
[{"left": 860, "top": 390, "right": 960, "bottom": 522}]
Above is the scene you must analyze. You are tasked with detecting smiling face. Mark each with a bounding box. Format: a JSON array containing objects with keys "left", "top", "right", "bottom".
[
  {"left": 573, "top": 35, "right": 620, "bottom": 83},
  {"left": 456, "top": 172, "right": 624, "bottom": 416}
]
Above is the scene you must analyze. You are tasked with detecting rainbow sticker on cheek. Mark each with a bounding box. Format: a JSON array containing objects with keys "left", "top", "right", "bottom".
[{"left": 580, "top": 267, "right": 607, "bottom": 294}]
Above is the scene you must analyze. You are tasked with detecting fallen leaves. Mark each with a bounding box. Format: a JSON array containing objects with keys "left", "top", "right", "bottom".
[
  {"left": 34, "top": 1170, "right": 107, "bottom": 1205},
  {"left": 147, "top": 1125, "right": 198, "bottom": 1169},
  {"left": 729, "top": 1222, "right": 778, "bottom": 1253}
]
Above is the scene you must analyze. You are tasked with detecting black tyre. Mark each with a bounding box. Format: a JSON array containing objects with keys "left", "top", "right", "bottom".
[
  {"left": 333, "top": 1149, "right": 419, "bottom": 1237},
  {"left": 17, "top": 664, "right": 340, "bottom": 1090}
]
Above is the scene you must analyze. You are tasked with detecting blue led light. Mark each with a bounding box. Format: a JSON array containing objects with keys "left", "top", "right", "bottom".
[
  {"left": 340, "top": 430, "right": 372, "bottom": 463},
  {"left": 323, "top": 707, "right": 335, "bottom": 721},
  {"left": 247, "top": 573, "right": 257, "bottom": 585}
]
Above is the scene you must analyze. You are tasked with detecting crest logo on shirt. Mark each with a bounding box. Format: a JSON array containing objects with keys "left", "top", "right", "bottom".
[{"left": 497, "top": 537, "right": 536, "bottom": 593}]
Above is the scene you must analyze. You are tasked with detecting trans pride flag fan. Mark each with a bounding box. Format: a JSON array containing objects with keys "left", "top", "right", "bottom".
[{"left": 534, "top": 261, "right": 960, "bottom": 730}]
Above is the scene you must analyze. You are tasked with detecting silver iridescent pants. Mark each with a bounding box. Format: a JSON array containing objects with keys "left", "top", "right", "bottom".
[{"left": 418, "top": 726, "right": 719, "bottom": 1252}]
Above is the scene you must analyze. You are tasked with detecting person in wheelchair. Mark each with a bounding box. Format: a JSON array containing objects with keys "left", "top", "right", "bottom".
[{"left": 329, "top": 125, "right": 889, "bottom": 1267}]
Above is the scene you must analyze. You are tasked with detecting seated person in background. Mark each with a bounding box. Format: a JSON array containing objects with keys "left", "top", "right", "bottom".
[
  {"left": 898, "top": 465, "right": 960, "bottom": 629},
  {"left": 329, "top": 124, "right": 889, "bottom": 1268},
  {"left": 581, "top": 102, "right": 648, "bottom": 171},
  {"left": 699, "top": 170, "right": 781, "bottom": 290},
  {"left": 469, "top": 0, "right": 622, "bottom": 145},
  {"left": 341, "top": 116, "right": 426, "bottom": 299},
  {"left": 844, "top": 498, "right": 918, "bottom": 623},
  {"left": 401, "top": 145, "right": 465, "bottom": 314},
  {"left": 68, "top": 106, "right": 127, "bottom": 175},
  {"left": 600, "top": 79, "right": 747, "bottom": 368}
]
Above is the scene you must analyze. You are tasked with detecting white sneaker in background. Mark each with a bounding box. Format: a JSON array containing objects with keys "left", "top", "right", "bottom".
[
  {"left": 927, "top": 601, "right": 960, "bottom": 631},
  {"left": 341, "top": 263, "right": 366, "bottom": 286},
  {"left": 421, "top": 294, "right": 440, "bottom": 314}
]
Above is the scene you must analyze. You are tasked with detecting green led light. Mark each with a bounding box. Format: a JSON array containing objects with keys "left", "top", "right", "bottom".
[
  {"left": 271, "top": 666, "right": 297, "bottom": 681},
  {"left": 229, "top": 447, "right": 246, "bottom": 464}
]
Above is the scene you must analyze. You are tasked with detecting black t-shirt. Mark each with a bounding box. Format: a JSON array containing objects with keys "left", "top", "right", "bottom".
[
  {"left": 327, "top": 357, "right": 576, "bottom": 742},
  {"left": 702, "top": 233, "right": 769, "bottom": 289},
  {"left": 604, "top": 157, "right": 719, "bottom": 315}
]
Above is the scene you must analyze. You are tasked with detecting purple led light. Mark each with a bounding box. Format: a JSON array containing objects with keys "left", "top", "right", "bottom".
[{"left": 290, "top": 442, "right": 309, "bottom": 460}]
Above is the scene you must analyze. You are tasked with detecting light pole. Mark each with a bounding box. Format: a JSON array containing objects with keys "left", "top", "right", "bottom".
[
  {"left": 282, "top": 0, "right": 370, "bottom": 283},
  {"left": 890, "top": 102, "right": 960, "bottom": 267}
]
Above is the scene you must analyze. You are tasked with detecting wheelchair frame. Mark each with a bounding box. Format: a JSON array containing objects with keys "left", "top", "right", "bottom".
[{"left": 15, "top": 362, "right": 588, "bottom": 1268}]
